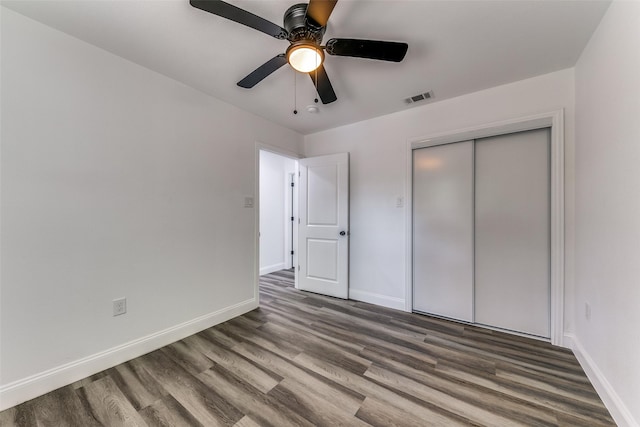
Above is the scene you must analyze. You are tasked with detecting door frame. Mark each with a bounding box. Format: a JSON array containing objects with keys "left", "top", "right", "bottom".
[
  {"left": 255, "top": 142, "right": 301, "bottom": 304},
  {"left": 405, "top": 110, "right": 565, "bottom": 346}
]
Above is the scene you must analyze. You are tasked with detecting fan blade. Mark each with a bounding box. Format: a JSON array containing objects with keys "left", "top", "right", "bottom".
[
  {"left": 237, "top": 54, "right": 288, "bottom": 88},
  {"left": 190, "top": 0, "right": 287, "bottom": 39},
  {"left": 309, "top": 64, "right": 337, "bottom": 104},
  {"left": 305, "top": 0, "right": 338, "bottom": 27},
  {"left": 326, "top": 38, "right": 408, "bottom": 62}
]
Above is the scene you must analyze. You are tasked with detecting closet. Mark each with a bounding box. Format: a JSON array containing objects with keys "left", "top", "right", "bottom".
[{"left": 413, "top": 128, "right": 550, "bottom": 338}]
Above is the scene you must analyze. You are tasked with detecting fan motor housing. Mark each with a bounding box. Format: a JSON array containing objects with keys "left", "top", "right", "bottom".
[{"left": 284, "top": 3, "right": 325, "bottom": 44}]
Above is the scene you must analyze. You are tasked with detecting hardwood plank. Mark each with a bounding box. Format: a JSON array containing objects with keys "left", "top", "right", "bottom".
[
  {"left": 198, "top": 365, "right": 313, "bottom": 427},
  {"left": 231, "top": 341, "right": 365, "bottom": 415},
  {"left": 425, "top": 332, "right": 586, "bottom": 378},
  {"left": 199, "top": 326, "right": 245, "bottom": 350},
  {"left": 107, "top": 359, "right": 168, "bottom": 411},
  {"left": 138, "top": 395, "right": 204, "bottom": 427},
  {"left": 233, "top": 415, "right": 261, "bottom": 427},
  {"left": 70, "top": 371, "right": 108, "bottom": 390},
  {"left": 0, "top": 401, "right": 38, "bottom": 427},
  {"left": 78, "top": 376, "right": 146, "bottom": 426},
  {"left": 142, "top": 349, "right": 243, "bottom": 426},
  {"left": 360, "top": 347, "right": 558, "bottom": 426},
  {"left": 0, "top": 402, "right": 40, "bottom": 427},
  {"left": 202, "top": 343, "right": 282, "bottom": 394},
  {"left": 311, "top": 319, "right": 492, "bottom": 373},
  {"left": 496, "top": 363, "right": 606, "bottom": 405},
  {"left": 319, "top": 305, "right": 428, "bottom": 340},
  {"left": 226, "top": 314, "right": 265, "bottom": 330},
  {"left": 23, "top": 385, "right": 99, "bottom": 427},
  {"left": 267, "top": 380, "right": 371, "bottom": 426},
  {"left": 215, "top": 320, "right": 302, "bottom": 360},
  {"left": 0, "top": 407, "right": 17, "bottom": 427},
  {"left": 306, "top": 315, "right": 435, "bottom": 357},
  {"left": 356, "top": 396, "right": 446, "bottom": 427},
  {"left": 258, "top": 321, "right": 373, "bottom": 375},
  {"left": 293, "top": 351, "right": 467, "bottom": 425},
  {"left": 435, "top": 361, "right": 615, "bottom": 425},
  {"left": 364, "top": 363, "right": 529, "bottom": 426},
  {"left": 162, "top": 339, "right": 215, "bottom": 377},
  {"left": 265, "top": 311, "right": 366, "bottom": 352},
  {"left": 555, "top": 410, "right": 619, "bottom": 427}
]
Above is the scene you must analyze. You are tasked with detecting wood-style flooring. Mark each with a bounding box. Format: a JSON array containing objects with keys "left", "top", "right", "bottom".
[{"left": 0, "top": 269, "right": 616, "bottom": 426}]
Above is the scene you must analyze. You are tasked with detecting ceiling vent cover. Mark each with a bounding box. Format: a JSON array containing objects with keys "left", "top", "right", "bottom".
[{"left": 405, "top": 90, "right": 434, "bottom": 104}]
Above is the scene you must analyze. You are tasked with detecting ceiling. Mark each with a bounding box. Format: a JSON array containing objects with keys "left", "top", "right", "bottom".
[{"left": 3, "top": 0, "right": 610, "bottom": 135}]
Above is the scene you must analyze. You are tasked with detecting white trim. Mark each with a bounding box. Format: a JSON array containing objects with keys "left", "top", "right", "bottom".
[
  {"left": 348, "top": 289, "right": 405, "bottom": 311},
  {"left": 293, "top": 162, "right": 299, "bottom": 287},
  {"left": 406, "top": 110, "right": 565, "bottom": 346},
  {"left": 260, "top": 262, "right": 286, "bottom": 276},
  {"left": 284, "top": 172, "right": 295, "bottom": 270},
  {"left": 0, "top": 298, "right": 258, "bottom": 411},
  {"left": 548, "top": 110, "right": 565, "bottom": 347},
  {"left": 565, "top": 333, "right": 639, "bottom": 427},
  {"left": 256, "top": 142, "right": 301, "bottom": 160},
  {"left": 409, "top": 114, "right": 556, "bottom": 149},
  {"left": 404, "top": 138, "right": 414, "bottom": 313}
]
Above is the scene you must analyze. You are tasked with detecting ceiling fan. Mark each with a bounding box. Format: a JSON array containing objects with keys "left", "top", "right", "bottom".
[{"left": 189, "top": 0, "right": 409, "bottom": 104}]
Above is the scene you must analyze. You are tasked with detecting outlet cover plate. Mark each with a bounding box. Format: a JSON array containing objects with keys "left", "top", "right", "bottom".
[{"left": 113, "top": 298, "right": 127, "bottom": 316}]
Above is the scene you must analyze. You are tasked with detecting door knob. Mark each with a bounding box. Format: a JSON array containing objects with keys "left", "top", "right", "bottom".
[{"left": 339, "top": 231, "right": 347, "bottom": 236}]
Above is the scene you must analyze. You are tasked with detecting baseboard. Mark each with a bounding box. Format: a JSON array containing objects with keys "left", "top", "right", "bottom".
[
  {"left": 0, "top": 298, "right": 258, "bottom": 411},
  {"left": 348, "top": 289, "right": 405, "bottom": 311},
  {"left": 564, "top": 333, "right": 639, "bottom": 427},
  {"left": 260, "top": 262, "right": 286, "bottom": 276}
]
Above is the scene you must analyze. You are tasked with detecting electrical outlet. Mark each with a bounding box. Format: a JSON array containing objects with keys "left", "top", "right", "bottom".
[
  {"left": 113, "top": 298, "right": 127, "bottom": 316},
  {"left": 585, "top": 302, "right": 591, "bottom": 321}
]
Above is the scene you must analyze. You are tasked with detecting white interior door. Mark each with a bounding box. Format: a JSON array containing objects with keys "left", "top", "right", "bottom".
[
  {"left": 474, "top": 129, "right": 550, "bottom": 337},
  {"left": 298, "top": 153, "right": 349, "bottom": 298},
  {"left": 413, "top": 141, "right": 474, "bottom": 321}
]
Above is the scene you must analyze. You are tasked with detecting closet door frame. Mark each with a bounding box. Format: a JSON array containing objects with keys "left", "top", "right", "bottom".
[{"left": 405, "top": 110, "right": 565, "bottom": 346}]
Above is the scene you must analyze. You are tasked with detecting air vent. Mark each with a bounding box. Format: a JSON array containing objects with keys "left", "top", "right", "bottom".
[{"left": 405, "top": 90, "right": 434, "bottom": 104}]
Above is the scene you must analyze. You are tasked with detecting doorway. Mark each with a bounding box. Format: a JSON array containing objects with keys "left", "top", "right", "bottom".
[
  {"left": 259, "top": 149, "right": 298, "bottom": 276},
  {"left": 256, "top": 146, "right": 350, "bottom": 303}
]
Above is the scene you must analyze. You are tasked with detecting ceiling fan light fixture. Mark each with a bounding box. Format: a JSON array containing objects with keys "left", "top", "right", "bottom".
[{"left": 287, "top": 44, "right": 324, "bottom": 73}]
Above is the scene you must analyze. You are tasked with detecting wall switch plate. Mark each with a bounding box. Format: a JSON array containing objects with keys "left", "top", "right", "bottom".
[
  {"left": 244, "top": 196, "right": 254, "bottom": 208},
  {"left": 396, "top": 196, "right": 404, "bottom": 208},
  {"left": 113, "top": 298, "right": 127, "bottom": 316}
]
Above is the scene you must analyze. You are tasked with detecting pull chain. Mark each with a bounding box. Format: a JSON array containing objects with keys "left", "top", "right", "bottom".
[
  {"left": 293, "top": 70, "right": 298, "bottom": 115},
  {"left": 314, "top": 54, "right": 319, "bottom": 104}
]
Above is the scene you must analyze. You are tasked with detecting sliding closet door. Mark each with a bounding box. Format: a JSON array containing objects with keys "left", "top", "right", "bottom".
[
  {"left": 413, "top": 141, "right": 474, "bottom": 322},
  {"left": 474, "top": 129, "right": 550, "bottom": 337}
]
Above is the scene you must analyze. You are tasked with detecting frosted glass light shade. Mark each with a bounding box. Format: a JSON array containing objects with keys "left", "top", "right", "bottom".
[{"left": 287, "top": 45, "right": 323, "bottom": 73}]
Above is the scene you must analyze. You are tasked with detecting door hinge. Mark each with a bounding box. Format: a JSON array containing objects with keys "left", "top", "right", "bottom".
[
  {"left": 291, "top": 182, "right": 294, "bottom": 187},
  {"left": 298, "top": 218, "right": 300, "bottom": 224},
  {"left": 290, "top": 250, "right": 294, "bottom": 255},
  {"left": 298, "top": 265, "right": 300, "bottom": 271},
  {"left": 291, "top": 216, "right": 294, "bottom": 221},
  {"left": 298, "top": 171, "right": 301, "bottom": 177}
]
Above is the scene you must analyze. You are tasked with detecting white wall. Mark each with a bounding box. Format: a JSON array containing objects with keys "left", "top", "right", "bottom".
[
  {"left": 574, "top": 2, "right": 640, "bottom": 426},
  {"left": 304, "top": 69, "right": 576, "bottom": 318},
  {"left": 0, "top": 8, "right": 302, "bottom": 409},
  {"left": 259, "top": 150, "right": 296, "bottom": 275}
]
